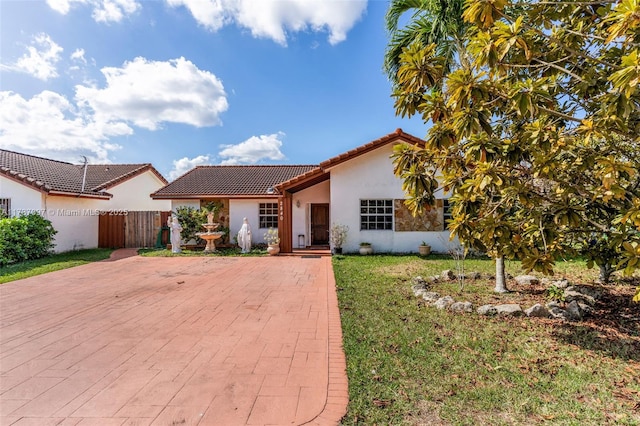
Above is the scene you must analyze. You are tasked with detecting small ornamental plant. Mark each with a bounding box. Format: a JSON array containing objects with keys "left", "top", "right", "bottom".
[
  {"left": 264, "top": 228, "right": 280, "bottom": 245},
  {"left": 546, "top": 285, "right": 566, "bottom": 303},
  {"left": 330, "top": 223, "right": 349, "bottom": 249}
]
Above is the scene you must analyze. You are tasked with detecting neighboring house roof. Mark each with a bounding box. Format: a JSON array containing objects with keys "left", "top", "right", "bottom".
[
  {"left": 0, "top": 150, "right": 167, "bottom": 199},
  {"left": 151, "top": 165, "right": 318, "bottom": 199},
  {"left": 86, "top": 164, "right": 168, "bottom": 191}
]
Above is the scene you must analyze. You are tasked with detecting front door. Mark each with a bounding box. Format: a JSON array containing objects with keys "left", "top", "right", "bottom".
[{"left": 310, "top": 204, "right": 329, "bottom": 245}]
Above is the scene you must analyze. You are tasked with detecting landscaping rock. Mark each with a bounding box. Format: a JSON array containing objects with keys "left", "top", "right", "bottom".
[
  {"left": 548, "top": 306, "right": 569, "bottom": 320},
  {"left": 422, "top": 292, "right": 441, "bottom": 303},
  {"left": 434, "top": 296, "right": 455, "bottom": 310},
  {"left": 450, "top": 301, "right": 473, "bottom": 313},
  {"left": 495, "top": 304, "right": 523, "bottom": 316},
  {"left": 551, "top": 279, "right": 570, "bottom": 289},
  {"left": 568, "top": 285, "right": 602, "bottom": 300},
  {"left": 514, "top": 275, "right": 540, "bottom": 285},
  {"left": 565, "top": 300, "right": 583, "bottom": 321},
  {"left": 477, "top": 304, "right": 498, "bottom": 315},
  {"left": 578, "top": 302, "right": 594, "bottom": 316},
  {"left": 525, "top": 304, "right": 551, "bottom": 318},
  {"left": 413, "top": 276, "right": 428, "bottom": 287},
  {"left": 468, "top": 271, "right": 482, "bottom": 280},
  {"left": 441, "top": 270, "right": 456, "bottom": 281},
  {"left": 563, "top": 290, "right": 596, "bottom": 307},
  {"left": 413, "top": 287, "right": 428, "bottom": 298}
]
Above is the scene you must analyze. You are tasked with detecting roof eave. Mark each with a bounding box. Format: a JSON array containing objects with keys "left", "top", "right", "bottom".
[
  {"left": 319, "top": 129, "right": 425, "bottom": 170},
  {"left": 275, "top": 168, "right": 329, "bottom": 193},
  {"left": 0, "top": 169, "right": 52, "bottom": 193},
  {"left": 48, "top": 190, "right": 112, "bottom": 200},
  {"left": 92, "top": 164, "right": 168, "bottom": 191},
  {"left": 151, "top": 194, "right": 281, "bottom": 200}
]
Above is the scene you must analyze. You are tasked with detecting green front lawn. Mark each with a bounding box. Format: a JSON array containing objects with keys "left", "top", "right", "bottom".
[
  {"left": 333, "top": 255, "right": 640, "bottom": 425},
  {"left": 0, "top": 248, "right": 114, "bottom": 284}
]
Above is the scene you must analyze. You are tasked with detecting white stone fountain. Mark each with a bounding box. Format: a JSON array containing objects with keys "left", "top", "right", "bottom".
[{"left": 196, "top": 212, "right": 225, "bottom": 252}]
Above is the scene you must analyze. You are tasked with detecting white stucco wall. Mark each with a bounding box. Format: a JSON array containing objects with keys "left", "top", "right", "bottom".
[
  {"left": 44, "top": 196, "right": 103, "bottom": 252},
  {"left": 2, "top": 171, "right": 168, "bottom": 254},
  {"left": 105, "top": 171, "right": 171, "bottom": 211},
  {"left": 0, "top": 176, "right": 44, "bottom": 216},
  {"left": 229, "top": 199, "right": 278, "bottom": 245},
  {"left": 328, "top": 143, "right": 451, "bottom": 253},
  {"left": 291, "top": 180, "right": 330, "bottom": 248},
  {"left": 1, "top": 177, "right": 101, "bottom": 252}
]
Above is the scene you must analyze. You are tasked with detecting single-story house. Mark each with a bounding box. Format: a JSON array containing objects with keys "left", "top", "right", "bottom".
[
  {"left": 152, "top": 129, "right": 454, "bottom": 253},
  {"left": 0, "top": 150, "right": 171, "bottom": 252}
]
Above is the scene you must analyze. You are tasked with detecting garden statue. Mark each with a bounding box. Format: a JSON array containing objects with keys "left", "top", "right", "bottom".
[
  {"left": 237, "top": 217, "right": 252, "bottom": 253},
  {"left": 168, "top": 216, "right": 183, "bottom": 253}
]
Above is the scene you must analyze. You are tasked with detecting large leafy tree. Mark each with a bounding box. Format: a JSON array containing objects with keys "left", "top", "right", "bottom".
[{"left": 389, "top": 0, "right": 640, "bottom": 296}]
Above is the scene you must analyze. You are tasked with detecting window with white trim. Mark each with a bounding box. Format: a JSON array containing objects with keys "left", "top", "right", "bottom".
[
  {"left": 360, "top": 199, "right": 393, "bottom": 230},
  {"left": 259, "top": 203, "right": 278, "bottom": 229},
  {"left": 0, "top": 198, "right": 10, "bottom": 218}
]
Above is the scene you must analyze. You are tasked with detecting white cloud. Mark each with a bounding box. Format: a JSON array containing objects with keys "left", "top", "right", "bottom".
[
  {"left": 218, "top": 133, "right": 286, "bottom": 165},
  {"left": 70, "top": 48, "right": 87, "bottom": 63},
  {"left": 7, "top": 33, "right": 63, "bottom": 81},
  {"left": 169, "top": 155, "right": 211, "bottom": 180},
  {"left": 0, "top": 55, "right": 229, "bottom": 165},
  {"left": 46, "top": 0, "right": 139, "bottom": 22},
  {"left": 166, "top": 0, "right": 367, "bottom": 46},
  {"left": 75, "top": 57, "right": 228, "bottom": 130},
  {"left": 0, "top": 91, "right": 130, "bottom": 163},
  {"left": 92, "top": 0, "right": 140, "bottom": 22}
]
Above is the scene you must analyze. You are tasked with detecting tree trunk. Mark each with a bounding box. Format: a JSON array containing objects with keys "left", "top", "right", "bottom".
[
  {"left": 494, "top": 255, "right": 509, "bottom": 293},
  {"left": 599, "top": 263, "right": 613, "bottom": 283}
]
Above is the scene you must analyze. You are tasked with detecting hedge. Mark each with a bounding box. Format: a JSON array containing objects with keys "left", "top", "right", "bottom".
[{"left": 0, "top": 213, "right": 57, "bottom": 266}]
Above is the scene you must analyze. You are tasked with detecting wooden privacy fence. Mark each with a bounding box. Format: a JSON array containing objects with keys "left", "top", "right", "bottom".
[{"left": 99, "top": 211, "right": 171, "bottom": 249}]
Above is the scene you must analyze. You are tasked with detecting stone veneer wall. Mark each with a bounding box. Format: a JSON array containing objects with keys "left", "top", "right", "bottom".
[
  {"left": 200, "top": 199, "right": 230, "bottom": 242},
  {"left": 394, "top": 199, "right": 444, "bottom": 232}
]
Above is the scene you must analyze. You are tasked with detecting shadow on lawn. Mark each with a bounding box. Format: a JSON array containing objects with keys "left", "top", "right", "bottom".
[{"left": 551, "top": 285, "right": 640, "bottom": 362}]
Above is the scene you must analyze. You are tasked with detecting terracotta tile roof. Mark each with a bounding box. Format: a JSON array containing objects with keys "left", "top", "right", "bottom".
[
  {"left": 151, "top": 165, "right": 318, "bottom": 199},
  {"left": 0, "top": 150, "right": 166, "bottom": 198},
  {"left": 87, "top": 164, "right": 168, "bottom": 191},
  {"left": 274, "top": 167, "right": 329, "bottom": 193},
  {"left": 153, "top": 129, "right": 425, "bottom": 198},
  {"left": 319, "top": 128, "right": 425, "bottom": 170}
]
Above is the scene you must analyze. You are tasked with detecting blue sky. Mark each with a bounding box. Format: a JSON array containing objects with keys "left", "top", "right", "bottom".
[{"left": 0, "top": 0, "right": 426, "bottom": 180}]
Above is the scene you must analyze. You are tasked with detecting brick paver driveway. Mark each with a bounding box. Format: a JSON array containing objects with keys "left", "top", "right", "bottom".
[{"left": 0, "top": 255, "right": 347, "bottom": 425}]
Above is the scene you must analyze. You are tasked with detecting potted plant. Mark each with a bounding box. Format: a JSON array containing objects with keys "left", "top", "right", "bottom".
[
  {"left": 264, "top": 227, "right": 280, "bottom": 255},
  {"left": 359, "top": 242, "right": 373, "bottom": 255},
  {"left": 419, "top": 241, "right": 431, "bottom": 256},
  {"left": 330, "top": 223, "right": 349, "bottom": 254}
]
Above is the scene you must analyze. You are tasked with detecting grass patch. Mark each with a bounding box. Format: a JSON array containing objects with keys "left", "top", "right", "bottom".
[
  {"left": 333, "top": 255, "right": 640, "bottom": 425},
  {"left": 0, "top": 248, "right": 114, "bottom": 284}
]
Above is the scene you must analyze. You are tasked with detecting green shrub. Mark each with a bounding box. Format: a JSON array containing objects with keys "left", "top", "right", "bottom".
[
  {"left": 174, "top": 206, "right": 204, "bottom": 244},
  {"left": 0, "top": 213, "right": 57, "bottom": 266}
]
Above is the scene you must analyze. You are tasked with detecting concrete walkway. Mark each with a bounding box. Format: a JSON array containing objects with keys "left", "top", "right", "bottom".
[{"left": 0, "top": 255, "right": 348, "bottom": 425}]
